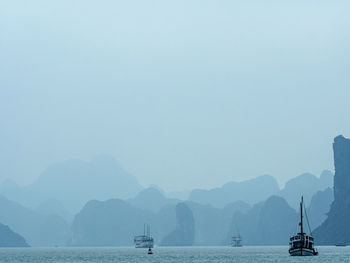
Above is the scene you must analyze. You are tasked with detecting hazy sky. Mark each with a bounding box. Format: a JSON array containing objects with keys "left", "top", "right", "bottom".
[{"left": 1, "top": 0, "right": 350, "bottom": 191}]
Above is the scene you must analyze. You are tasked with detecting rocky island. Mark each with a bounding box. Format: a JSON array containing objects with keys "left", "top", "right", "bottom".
[{"left": 314, "top": 135, "right": 350, "bottom": 244}]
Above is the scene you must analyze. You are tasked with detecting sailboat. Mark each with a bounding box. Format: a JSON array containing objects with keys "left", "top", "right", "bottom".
[
  {"left": 231, "top": 218, "right": 243, "bottom": 247},
  {"left": 231, "top": 235, "right": 243, "bottom": 247},
  {"left": 134, "top": 224, "right": 154, "bottom": 248},
  {"left": 288, "top": 196, "right": 318, "bottom": 256}
]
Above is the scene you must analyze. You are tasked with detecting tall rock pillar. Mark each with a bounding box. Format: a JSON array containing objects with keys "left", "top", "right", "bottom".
[
  {"left": 314, "top": 135, "right": 350, "bottom": 244},
  {"left": 333, "top": 135, "right": 350, "bottom": 204}
]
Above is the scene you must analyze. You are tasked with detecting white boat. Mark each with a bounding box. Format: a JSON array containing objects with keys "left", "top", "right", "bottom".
[
  {"left": 134, "top": 224, "right": 154, "bottom": 248},
  {"left": 232, "top": 217, "right": 243, "bottom": 247},
  {"left": 288, "top": 196, "right": 318, "bottom": 256},
  {"left": 232, "top": 235, "right": 243, "bottom": 247}
]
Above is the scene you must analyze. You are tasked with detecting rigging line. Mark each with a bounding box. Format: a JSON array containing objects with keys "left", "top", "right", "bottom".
[
  {"left": 303, "top": 201, "right": 312, "bottom": 235},
  {"left": 233, "top": 213, "right": 240, "bottom": 236}
]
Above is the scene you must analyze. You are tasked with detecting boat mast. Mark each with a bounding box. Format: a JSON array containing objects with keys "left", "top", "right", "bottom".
[{"left": 300, "top": 196, "right": 304, "bottom": 235}]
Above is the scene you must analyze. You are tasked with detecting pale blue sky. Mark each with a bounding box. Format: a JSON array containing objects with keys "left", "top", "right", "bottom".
[{"left": 1, "top": 0, "right": 350, "bottom": 191}]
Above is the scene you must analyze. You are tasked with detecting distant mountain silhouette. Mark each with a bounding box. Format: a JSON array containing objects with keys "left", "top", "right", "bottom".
[
  {"left": 161, "top": 203, "right": 195, "bottom": 246},
  {"left": 225, "top": 201, "right": 263, "bottom": 245},
  {"left": 223, "top": 200, "right": 251, "bottom": 214},
  {"left": 127, "top": 187, "right": 180, "bottom": 213},
  {"left": 71, "top": 190, "right": 251, "bottom": 247},
  {"left": 0, "top": 223, "right": 29, "bottom": 247},
  {"left": 167, "top": 189, "right": 191, "bottom": 200},
  {"left": 188, "top": 175, "right": 279, "bottom": 208},
  {"left": 35, "top": 199, "right": 73, "bottom": 223},
  {"left": 0, "top": 153, "right": 336, "bottom": 247},
  {"left": 0, "top": 154, "right": 142, "bottom": 212},
  {"left": 186, "top": 200, "right": 250, "bottom": 245},
  {"left": 253, "top": 196, "right": 298, "bottom": 245},
  {"left": 38, "top": 214, "right": 71, "bottom": 246},
  {"left": 314, "top": 135, "right": 350, "bottom": 245},
  {"left": 307, "top": 188, "right": 333, "bottom": 229},
  {"left": 187, "top": 171, "right": 332, "bottom": 210},
  {"left": 226, "top": 195, "right": 298, "bottom": 245},
  {"left": 0, "top": 179, "right": 20, "bottom": 197},
  {"left": 0, "top": 194, "right": 70, "bottom": 246},
  {"left": 0, "top": 194, "right": 42, "bottom": 246},
  {"left": 279, "top": 170, "right": 333, "bottom": 209},
  {"left": 71, "top": 198, "right": 175, "bottom": 246}
]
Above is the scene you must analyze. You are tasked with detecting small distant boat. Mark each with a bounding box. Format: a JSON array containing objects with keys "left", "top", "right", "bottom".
[
  {"left": 232, "top": 217, "right": 243, "bottom": 247},
  {"left": 147, "top": 248, "right": 153, "bottom": 254},
  {"left": 335, "top": 242, "right": 347, "bottom": 247},
  {"left": 232, "top": 235, "right": 243, "bottom": 247},
  {"left": 134, "top": 224, "right": 154, "bottom": 248},
  {"left": 289, "top": 196, "right": 318, "bottom": 256}
]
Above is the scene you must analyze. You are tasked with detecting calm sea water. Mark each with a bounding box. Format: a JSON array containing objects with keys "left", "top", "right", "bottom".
[{"left": 0, "top": 246, "right": 349, "bottom": 263}]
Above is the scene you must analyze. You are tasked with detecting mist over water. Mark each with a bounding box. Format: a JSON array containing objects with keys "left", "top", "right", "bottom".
[{"left": 1, "top": 0, "right": 350, "bottom": 191}]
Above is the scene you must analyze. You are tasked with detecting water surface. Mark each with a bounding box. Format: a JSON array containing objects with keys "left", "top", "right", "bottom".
[{"left": 0, "top": 246, "right": 348, "bottom": 263}]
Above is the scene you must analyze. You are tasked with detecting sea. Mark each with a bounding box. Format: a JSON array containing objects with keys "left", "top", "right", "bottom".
[{"left": 0, "top": 246, "right": 349, "bottom": 263}]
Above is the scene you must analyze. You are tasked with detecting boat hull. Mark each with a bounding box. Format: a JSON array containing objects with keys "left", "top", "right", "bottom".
[
  {"left": 289, "top": 248, "right": 317, "bottom": 256},
  {"left": 135, "top": 244, "right": 153, "bottom": 248},
  {"left": 134, "top": 235, "right": 154, "bottom": 248}
]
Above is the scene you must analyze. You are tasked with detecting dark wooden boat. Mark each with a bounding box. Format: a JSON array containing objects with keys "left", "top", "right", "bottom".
[{"left": 289, "top": 196, "right": 318, "bottom": 256}]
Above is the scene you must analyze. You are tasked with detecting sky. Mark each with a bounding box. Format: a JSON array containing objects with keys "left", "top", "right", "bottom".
[{"left": 1, "top": 0, "right": 350, "bottom": 191}]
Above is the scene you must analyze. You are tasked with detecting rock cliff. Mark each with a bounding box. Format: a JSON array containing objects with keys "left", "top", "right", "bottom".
[
  {"left": 161, "top": 203, "right": 195, "bottom": 246},
  {"left": 0, "top": 223, "right": 29, "bottom": 247},
  {"left": 314, "top": 135, "right": 350, "bottom": 244}
]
